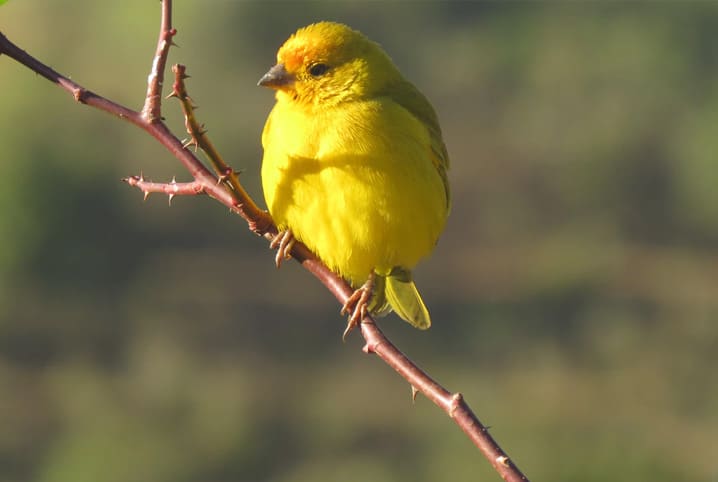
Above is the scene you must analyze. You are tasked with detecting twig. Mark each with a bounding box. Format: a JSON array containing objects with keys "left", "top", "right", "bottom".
[
  {"left": 170, "top": 64, "right": 249, "bottom": 208},
  {"left": 141, "top": 1, "right": 175, "bottom": 122},
  {"left": 0, "top": 4, "right": 528, "bottom": 481},
  {"left": 122, "top": 175, "right": 205, "bottom": 203}
]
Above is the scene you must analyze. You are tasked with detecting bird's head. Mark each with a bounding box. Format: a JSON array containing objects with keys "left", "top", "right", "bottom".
[{"left": 258, "top": 22, "right": 399, "bottom": 106}]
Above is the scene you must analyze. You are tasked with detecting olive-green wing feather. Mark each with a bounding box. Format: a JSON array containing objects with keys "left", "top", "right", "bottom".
[
  {"left": 384, "top": 267, "right": 431, "bottom": 329},
  {"left": 388, "top": 80, "right": 450, "bottom": 212}
]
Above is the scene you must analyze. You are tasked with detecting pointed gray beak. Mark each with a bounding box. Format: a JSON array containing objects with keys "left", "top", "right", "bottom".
[{"left": 258, "top": 63, "right": 294, "bottom": 89}]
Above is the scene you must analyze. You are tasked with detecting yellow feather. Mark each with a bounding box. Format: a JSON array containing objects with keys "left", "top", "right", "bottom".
[{"left": 259, "top": 22, "right": 449, "bottom": 328}]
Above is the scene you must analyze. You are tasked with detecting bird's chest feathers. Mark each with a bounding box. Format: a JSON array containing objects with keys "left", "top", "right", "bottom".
[
  {"left": 262, "top": 100, "right": 392, "bottom": 211},
  {"left": 265, "top": 100, "right": 382, "bottom": 165}
]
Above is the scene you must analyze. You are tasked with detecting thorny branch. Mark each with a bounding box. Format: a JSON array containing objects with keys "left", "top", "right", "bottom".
[
  {"left": 0, "top": 3, "right": 528, "bottom": 481},
  {"left": 123, "top": 175, "right": 205, "bottom": 204},
  {"left": 170, "top": 64, "right": 246, "bottom": 199}
]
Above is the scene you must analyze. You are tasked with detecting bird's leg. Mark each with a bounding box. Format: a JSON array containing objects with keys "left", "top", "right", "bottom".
[
  {"left": 269, "top": 229, "right": 295, "bottom": 268},
  {"left": 340, "top": 272, "right": 376, "bottom": 340}
]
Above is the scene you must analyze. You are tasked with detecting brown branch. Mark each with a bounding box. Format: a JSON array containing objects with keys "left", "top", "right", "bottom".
[
  {"left": 361, "top": 323, "right": 524, "bottom": 478},
  {"left": 300, "top": 258, "right": 527, "bottom": 480},
  {"left": 0, "top": 30, "right": 138, "bottom": 123},
  {"left": 170, "top": 64, "right": 255, "bottom": 215},
  {"left": 141, "top": 1, "right": 175, "bottom": 122},
  {"left": 122, "top": 175, "right": 205, "bottom": 203},
  {"left": 0, "top": 3, "right": 529, "bottom": 481}
]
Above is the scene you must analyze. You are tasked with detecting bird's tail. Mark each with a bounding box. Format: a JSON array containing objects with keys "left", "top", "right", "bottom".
[{"left": 384, "top": 267, "right": 431, "bottom": 329}]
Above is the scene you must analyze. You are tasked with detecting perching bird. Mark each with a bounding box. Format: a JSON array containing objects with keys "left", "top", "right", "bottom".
[{"left": 258, "top": 22, "right": 449, "bottom": 335}]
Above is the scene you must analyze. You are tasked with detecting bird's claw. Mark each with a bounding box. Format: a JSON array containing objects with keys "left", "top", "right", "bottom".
[
  {"left": 270, "top": 230, "right": 295, "bottom": 268},
  {"left": 340, "top": 274, "right": 375, "bottom": 340}
]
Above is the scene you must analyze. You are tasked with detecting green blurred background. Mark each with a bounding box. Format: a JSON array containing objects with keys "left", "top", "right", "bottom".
[{"left": 1, "top": 2, "right": 717, "bottom": 481}]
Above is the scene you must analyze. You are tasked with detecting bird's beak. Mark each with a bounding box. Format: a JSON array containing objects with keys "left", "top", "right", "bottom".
[{"left": 258, "top": 63, "right": 294, "bottom": 89}]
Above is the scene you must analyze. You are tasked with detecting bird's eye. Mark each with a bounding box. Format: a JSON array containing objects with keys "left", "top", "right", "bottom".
[{"left": 308, "top": 63, "right": 329, "bottom": 77}]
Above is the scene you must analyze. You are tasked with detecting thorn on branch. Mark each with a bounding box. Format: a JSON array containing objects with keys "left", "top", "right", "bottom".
[
  {"left": 496, "top": 455, "right": 511, "bottom": 468},
  {"left": 449, "top": 392, "right": 463, "bottom": 418},
  {"left": 361, "top": 339, "right": 379, "bottom": 354},
  {"left": 217, "top": 167, "right": 234, "bottom": 185},
  {"left": 181, "top": 137, "right": 198, "bottom": 151},
  {"left": 167, "top": 28, "right": 179, "bottom": 49},
  {"left": 411, "top": 385, "right": 419, "bottom": 402},
  {"left": 73, "top": 87, "right": 89, "bottom": 103}
]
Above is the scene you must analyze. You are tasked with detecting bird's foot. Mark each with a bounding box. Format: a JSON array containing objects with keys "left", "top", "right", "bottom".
[
  {"left": 269, "top": 229, "right": 295, "bottom": 268},
  {"left": 340, "top": 273, "right": 375, "bottom": 340}
]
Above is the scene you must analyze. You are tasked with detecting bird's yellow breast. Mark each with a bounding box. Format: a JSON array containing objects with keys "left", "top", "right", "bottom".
[{"left": 261, "top": 94, "right": 447, "bottom": 287}]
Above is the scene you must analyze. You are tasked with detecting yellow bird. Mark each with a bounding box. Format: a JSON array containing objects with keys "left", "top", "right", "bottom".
[{"left": 258, "top": 22, "right": 449, "bottom": 333}]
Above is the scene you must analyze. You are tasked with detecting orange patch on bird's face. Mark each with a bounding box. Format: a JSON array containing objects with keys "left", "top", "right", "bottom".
[
  {"left": 278, "top": 48, "right": 306, "bottom": 73},
  {"left": 278, "top": 33, "right": 333, "bottom": 75}
]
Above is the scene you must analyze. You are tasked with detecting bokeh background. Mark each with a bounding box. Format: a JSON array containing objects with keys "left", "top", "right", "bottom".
[{"left": 1, "top": 2, "right": 717, "bottom": 481}]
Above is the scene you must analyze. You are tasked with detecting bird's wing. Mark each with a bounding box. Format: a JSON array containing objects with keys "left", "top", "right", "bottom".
[{"left": 388, "top": 80, "right": 450, "bottom": 212}]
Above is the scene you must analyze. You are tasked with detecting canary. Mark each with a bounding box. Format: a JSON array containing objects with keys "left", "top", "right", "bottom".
[{"left": 258, "top": 22, "right": 449, "bottom": 332}]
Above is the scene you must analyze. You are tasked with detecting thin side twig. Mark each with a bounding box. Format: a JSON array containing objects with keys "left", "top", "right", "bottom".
[
  {"left": 0, "top": 3, "right": 529, "bottom": 481},
  {"left": 141, "top": 1, "right": 175, "bottom": 122},
  {"left": 122, "top": 175, "right": 205, "bottom": 203},
  {"left": 170, "top": 64, "right": 254, "bottom": 214}
]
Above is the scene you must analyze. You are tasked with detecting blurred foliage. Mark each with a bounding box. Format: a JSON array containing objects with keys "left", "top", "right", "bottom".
[{"left": 1, "top": 2, "right": 717, "bottom": 482}]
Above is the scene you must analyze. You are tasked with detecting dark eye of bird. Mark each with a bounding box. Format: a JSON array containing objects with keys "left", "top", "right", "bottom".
[{"left": 308, "top": 63, "right": 329, "bottom": 77}]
